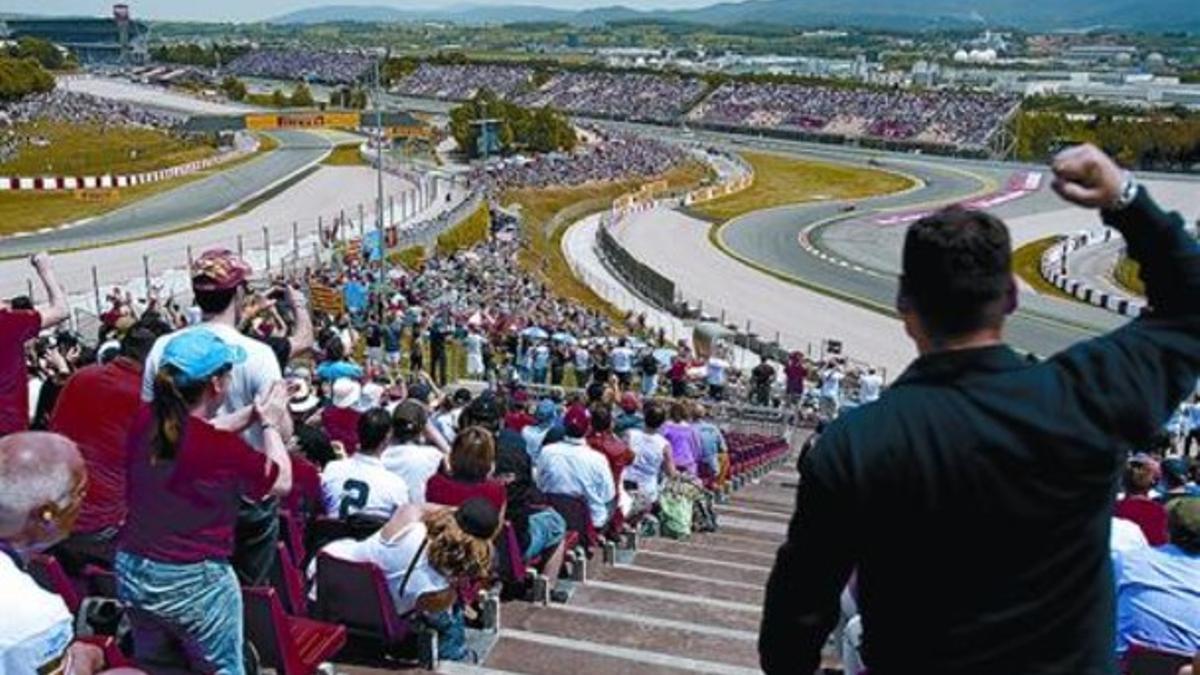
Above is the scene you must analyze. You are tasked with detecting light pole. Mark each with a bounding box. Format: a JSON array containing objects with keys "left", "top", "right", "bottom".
[{"left": 374, "top": 60, "right": 387, "bottom": 320}]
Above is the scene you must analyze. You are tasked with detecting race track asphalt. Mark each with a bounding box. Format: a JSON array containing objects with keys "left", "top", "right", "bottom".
[{"left": 0, "top": 129, "right": 333, "bottom": 258}]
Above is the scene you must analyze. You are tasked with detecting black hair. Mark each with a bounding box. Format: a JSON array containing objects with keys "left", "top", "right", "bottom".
[
  {"left": 589, "top": 403, "right": 612, "bottom": 433},
  {"left": 899, "top": 207, "right": 1012, "bottom": 340},
  {"left": 123, "top": 316, "right": 172, "bottom": 365},
  {"left": 295, "top": 425, "right": 336, "bottom": 468},
  {"left": 323, "top": 335, "right": 345, "bottom": 362},
  {"left": 586, "top": 381, "right": 605, "bottom": 403},
  {"left": 460, "top": 395, "right": 501, "bottom": 433},
  {"left": 643, "top": 401, "right": 666, "bottom": 430},
  {"left": 357, "top": 408, "right": 392, "bottom": 454},
  {"left": 9, "top": 296, "right": 33, "bottom": 310},
  {"left": 193, "top": 287, "right": 238, "bottom": 315}
]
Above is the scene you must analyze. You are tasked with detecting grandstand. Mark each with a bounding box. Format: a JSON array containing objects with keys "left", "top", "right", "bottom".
[{"left": 0, "top": 12, "right": 149, "bottom": 64}]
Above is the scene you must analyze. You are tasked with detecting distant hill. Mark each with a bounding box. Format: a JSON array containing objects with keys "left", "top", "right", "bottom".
[{"left": 270, "top": 0, "right": 1200, "bottom": 31}]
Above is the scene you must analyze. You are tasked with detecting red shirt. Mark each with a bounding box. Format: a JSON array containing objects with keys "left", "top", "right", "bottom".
[
  {"left": 48, "top": 357, "right": 143, "bottom": 534},
  {"left": 426, "top": 473, "right": 507, "bottom": 512},
  {"left": 322, "top": 406, "right": 361, "bottom": 455},
  {"left": 283, "top": 452, "right": 322, "bottom": 517},
  {"left": 586, "top": 431, "right": 635, "bottom": 488},
  {"left": 0, "top": 309, "right": 40, "bottom": 436},
  {"left": 504, "top": 410, "right": 535, "bottom": 432},
  {"left": 1114, "top": 496, "right": 1169, "bottom": 546},
  {"left": 120, "top": 406, "right": 279, "bottom": 563}
]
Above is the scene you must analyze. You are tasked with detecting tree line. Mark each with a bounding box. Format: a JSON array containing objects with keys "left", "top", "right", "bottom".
[
  {"left": 1015, "top": 111, "right": 1200, "bottom": 172},
  {"left": 150, "top": 43, "right": 251, "bottom": 68},
  {"left": 0, "top": 57, "right": 55, "bottom": 102},
  {"left": 448, "top": 89, "right": 577, "bottom": 159}
]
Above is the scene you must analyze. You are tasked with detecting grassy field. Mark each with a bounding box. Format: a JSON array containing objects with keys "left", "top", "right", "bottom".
[
  {"left": 0, "top": 134, "right": 281, "bottom": 237},
  {"left": 693, "top": 151, "right": 915, "bottom": 223},
  {"left": 1012, "top": 236, "right": 1075, "bottom": 301},
  {"left": 1112, "top": 255, "right": 1145, "bottom": 296},
  {"left": 0, "top": 122, "right": 217, "bottom": 177},
  {"left": 504, "top": 160, "right": 711, "bottom": 320},
  {"left": 321, "top": 143, "right": 367, "bottom": 166}
]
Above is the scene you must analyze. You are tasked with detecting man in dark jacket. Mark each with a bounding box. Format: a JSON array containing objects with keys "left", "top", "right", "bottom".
[{"left": 759, "top": 144, "right": 1200, "bottom": 675}]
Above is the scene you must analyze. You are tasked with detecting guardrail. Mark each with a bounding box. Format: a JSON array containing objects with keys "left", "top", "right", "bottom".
[{"left": 1038, "top": 228, "right": 1145, "bottom": 318}]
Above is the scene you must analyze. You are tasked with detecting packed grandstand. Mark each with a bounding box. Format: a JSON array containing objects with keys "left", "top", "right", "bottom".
[{"left": 0, "top": 45, "right": 1197, "bottom": 675}]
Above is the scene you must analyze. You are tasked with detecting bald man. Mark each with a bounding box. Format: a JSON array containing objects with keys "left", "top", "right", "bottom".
[{"left": 0, "top": 431, "right": 104, "bottom": 674}]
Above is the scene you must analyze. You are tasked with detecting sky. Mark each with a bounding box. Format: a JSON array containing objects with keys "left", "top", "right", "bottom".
[{"left": 3, "top": 0, "right": 729, "bottom": 22}]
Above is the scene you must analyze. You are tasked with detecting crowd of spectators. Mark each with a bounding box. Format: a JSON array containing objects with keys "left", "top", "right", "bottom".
[
  {"left": 689, "top": 82, "right": 1019, "bottom": 149},
  {"left": 392, "top": 63, "right": 533, "bottom": 101},
  {"left": 0, "top": 90, "right": 184, "bottom": 167},
  {"left": 515, "top": 71, "right": 707, "bottom": 124},
  {"left": 224, "top": 49, "right": 377, "bottom": 85},
  {"left": 469, "top": 128, "right": 688, "bottom": 194}
]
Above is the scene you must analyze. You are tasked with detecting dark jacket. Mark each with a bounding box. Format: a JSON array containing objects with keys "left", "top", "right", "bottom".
[{"left": 760, "top": 188, "right": 1200, "bottom": 675}]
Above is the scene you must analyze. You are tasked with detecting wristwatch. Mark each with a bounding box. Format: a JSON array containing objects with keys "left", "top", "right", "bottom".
[{"left": 1109, "top": 171, "right": 1139, "bottom": 211}]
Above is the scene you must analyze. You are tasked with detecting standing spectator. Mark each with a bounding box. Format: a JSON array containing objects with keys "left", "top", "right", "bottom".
[
  {"left": 322, "top": 378, "right": 364, "bottom": 455},
  {"left": 382, "top": 400, "right": 445, "bottom": 505},
  {"left": 536, "top": 406, "right": 615, "bottom": 530},
  {"left": 120, "top": 329, "right": 292, "bottom": 673},
  {"left": 818, "top": 360, "right": 844, "bottom": 417},
  {"left": 610, "top": 338, "right": 634, "bottom": 388},
  {"left": 1114, "top": 497, "right": 1200, "bottom": 658},
  {"left": 759, "top": 146, "right": 1200, "bottom": 674},
  {"left": 784, "top": 352, "right": 807, "bottom": 406},
  {"left": 706, "top": 349, "right": 730, "bottom": 400},
  {"left": 1116, "top": 454, "right": 1170, "bottom": 546},
  {"left": 638, "top": 349, "right": 660, "bottom": 397},
  {"left": 751, "top": 356, "right": 776, "bottom": 407},
  {"left": 48, "top": 317, "right": 168, "bottom": 574},
  {"left": 573, "top": 342, "right": 591, "bottom": 386},
  {"left": 141, "top": 249, "right": 285, "bottom": 588},
  {"left": 532, "top": 340, "right": 550, "bottom": 385},
  {"left": 1, "top": 252, "right": 68, "bottom": 437},
  {"left": 549, "top": 344, "right": 566, "bottom": 387},
  {"left": 668, "top": 354, "right": 689, "bottom": 398},
  {"left": 691, "top": 403, "right": 728, "bottom": 487},
  {"left": 429, "top": 318, "right": 448, "bottom": 387},
  {"left": 858, "top": 367, "right": 883, "bottom": 404},
  {"left": 464, "top": 328, "right": 485, "bottom": 379},
  {"left": 426, "top": 426, "right": 507, "bottom": 512},
  {"left": 322, "top": 408, "right": 409, "bottom": 520},
  {"left": 384, "top": 316, "right": 403, "bottom": 370}
]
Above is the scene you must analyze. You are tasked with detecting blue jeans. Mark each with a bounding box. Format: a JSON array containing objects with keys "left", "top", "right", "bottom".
[
  {"left": 524, "top": 509, "right": 566, "bottom": 560},
  {"left": 116, "top": 551, "right": 245, "bottom": 675},
  {"left": 424, "top": 605, "right": 468, "bottom": 661}
]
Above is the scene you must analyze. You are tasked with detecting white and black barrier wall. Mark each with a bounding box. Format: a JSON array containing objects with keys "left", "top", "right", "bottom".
[{"left": 1039, "top": 229, "right": 1145, "bottom": 319}]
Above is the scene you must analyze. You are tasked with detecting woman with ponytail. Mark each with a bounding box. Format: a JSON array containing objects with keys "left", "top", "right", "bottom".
[{"left": 116, "top": 329, "right": 293, "bottom": 674}]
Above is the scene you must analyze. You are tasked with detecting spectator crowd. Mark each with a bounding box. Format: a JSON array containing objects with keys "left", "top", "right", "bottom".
[
  {"left": 514, "top": 71, "right": 707, "bottom": 124},
  {"left": 392, "top": 63, "right": 534, "bottom": 102},
  {"left": 224, "top": 49, "right": 377, "bottom": 85}
]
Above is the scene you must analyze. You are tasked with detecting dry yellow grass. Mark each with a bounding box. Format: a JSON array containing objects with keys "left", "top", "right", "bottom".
[
  {"left": 321, "top": 143, "right": 368, "bottom": 166},
  {"left": 694, "top": 151, "right": 915, "bottom": 223},
  {"left": 0, "top": 121, "right": 216, "bottom": 176}
]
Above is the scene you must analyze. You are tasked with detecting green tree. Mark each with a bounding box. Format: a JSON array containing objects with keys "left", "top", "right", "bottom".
[
  {"left": 12, "top": 37, "right": 64, "bottom": 70},
  {"left": 271, "top": 89, "right": 287, "bottom": 107},
  {"left": 220, "top": 76, "right": 247, "bottom": 102},
  {"left": 289, "top": 82, "right": 315, "bottom": 108},
  {"left": 0, "top": 57, "right": 55, "bottom": 101}
]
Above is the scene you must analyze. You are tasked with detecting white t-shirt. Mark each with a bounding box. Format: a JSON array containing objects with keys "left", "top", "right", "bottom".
[
  {"left": 0, "top": 554, "right": 74, "bottom": 674},
  {"left": 611, "top": 347, "right": 634, "bottom": 373},
  {"left": 1111, "top": 517, "right": 1150, "bottom": 555},
  {"left": 142, "top": 322, "right": 283, "bottom": 449},
  {"left": 859, "top": 374, "right": 883, "bottom": 403},
  {"left": 381, "top": 443, "right": 444, "bottom": 504},
  {"left": 574, "top": 347, "right": 590, "bottom": 371},
  {"left": 321, "top": 454, "right": 411, "bottom": 520},
  {"left": 320, "top": 522, "right": 448, "bottom": 616},
  {"left": 465, "top": 334, "right": 485, "bottom": 374},
  {"left": 820, "top": 369, "right": 844, "bottom": 399},
  {"left": 706, "top": 358, "right": 730, "bottom": 386},
  {"left": 624, "top": 429, "right": 670, "bottom": 502}
]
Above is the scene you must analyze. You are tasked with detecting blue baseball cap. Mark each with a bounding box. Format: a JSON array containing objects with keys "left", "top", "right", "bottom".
[
  {"left": 535, "top": 399, "right": 558, "bottom": 424},
  {"left": 162, "top": 329, "right": 247, "bottom": 385}
]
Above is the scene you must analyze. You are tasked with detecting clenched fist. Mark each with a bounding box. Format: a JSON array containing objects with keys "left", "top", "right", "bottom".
[{"left": 1051, "top": 144, "right": 1127, "bottom": 210}]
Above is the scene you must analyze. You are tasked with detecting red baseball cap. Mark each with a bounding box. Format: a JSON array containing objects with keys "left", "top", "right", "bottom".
[
  {"left": 619, "top": 392, "right": 640, "bottom": 413},
  {"left": 191, "top": 249, "right": 252, "bottom": 292},
  {"left": 564, "top": 404, "right": 591, "bottom": 437}
]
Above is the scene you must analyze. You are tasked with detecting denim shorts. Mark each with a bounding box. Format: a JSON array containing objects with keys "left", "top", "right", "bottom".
[
  {"left": 524, "top": 509, "right": 567, "bottom": 560},
  {"left": 115, "top": 551, "right": 245, "bottom": 675}
]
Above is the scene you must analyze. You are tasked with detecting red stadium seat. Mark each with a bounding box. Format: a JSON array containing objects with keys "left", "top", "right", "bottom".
[
  {"left": 242, "top": 586, "right": 346, "bottom": 675},
  {"left": 313, "top": 552, "right": 413, "bottom": 650},
  {"left": 544, "top": 493, "right": 599, "bottom": 554},
  {"left": 268, "top": 542, "right": 309, "bottom": 617},
  {"left": 278, "top": 510, "right": 308, "bottom": 567},
  {"left": 28, "top": 553, "right": 82, "bottom": 614}
]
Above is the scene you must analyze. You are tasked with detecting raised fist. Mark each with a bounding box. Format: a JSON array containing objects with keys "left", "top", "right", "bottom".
[{"left": 1051, "top": 144, "right": 1126, "bottom": 210}]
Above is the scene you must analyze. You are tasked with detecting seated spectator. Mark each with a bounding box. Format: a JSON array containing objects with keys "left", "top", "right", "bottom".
[
  {"left": 427, "top": 427, "right": 507, "bottom": 512},
  {"left": 0, "top": 431, "right": 110, "bottom": 674},
  {"left": 319, "top": 500, "right": 496, "bottom": 662},
  {"left": 117, "top": 330, "right": 292, "bottom": 673},
  {"left": 522, "top": 399, "right": 558, "bottom": 462},
  {"left": 1111, "top": 517, "right": 1149, "bottom": 555},
  {"left": 536, "top": 406, "right": 615, "bottom": 530},
  {"left": 585, "top": 404, "right": 635, "bottom": 499},
  {"left": 624, "top": 401, "right": 677, "bottom": 515},
  {"left": 48, "top": 316, "right": 168, "bottom": 574},
  {"left": 315, "top": 336, "right": 363, "bottom": 382},
  {"left": 614, "top": 392, "right": 644, "bottom": 436},
  {"left": 323, "top": 378, "right": 363, "bottom": 455},
  {"left": 1117, "top": 454, "right": 1170, "bottom": 546},
  {"left": 286, "top": 425, "right": 332, "bottom": 518},
  {"left": 1160, "top": 457, "right": 1200, "bottom": 506},
  {"left": 382, "top": 400, "right": 446, "bottom": 504},
  {"left": 691, "top": 403, "right": 728, "bottom": 486},
  {"left": 322, "top": 408, "right": 409, "bottom": 519},
  {"left": 1115, "top": 498, "right": 1200, "bottom": 658},
  {"left": 661, "top": 401, "right": 702, "bottom": 477}
]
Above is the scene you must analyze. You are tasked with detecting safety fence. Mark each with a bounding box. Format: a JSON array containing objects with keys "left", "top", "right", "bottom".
[{"left": 1039, "top": 229, "right": 1145, "bottom": 318}]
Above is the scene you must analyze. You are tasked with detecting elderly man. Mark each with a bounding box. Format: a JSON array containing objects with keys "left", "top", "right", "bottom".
[
  {"left": 536, "top": 406, "right": 616, "bottom": 530},
  {"left": 0, "top": 432, "right": 107, "bottom": 673}
]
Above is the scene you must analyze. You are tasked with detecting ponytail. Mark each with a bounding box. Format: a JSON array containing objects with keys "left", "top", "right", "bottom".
[{"left": 151, "top": 365, "right": 204, "bottom": 463}]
